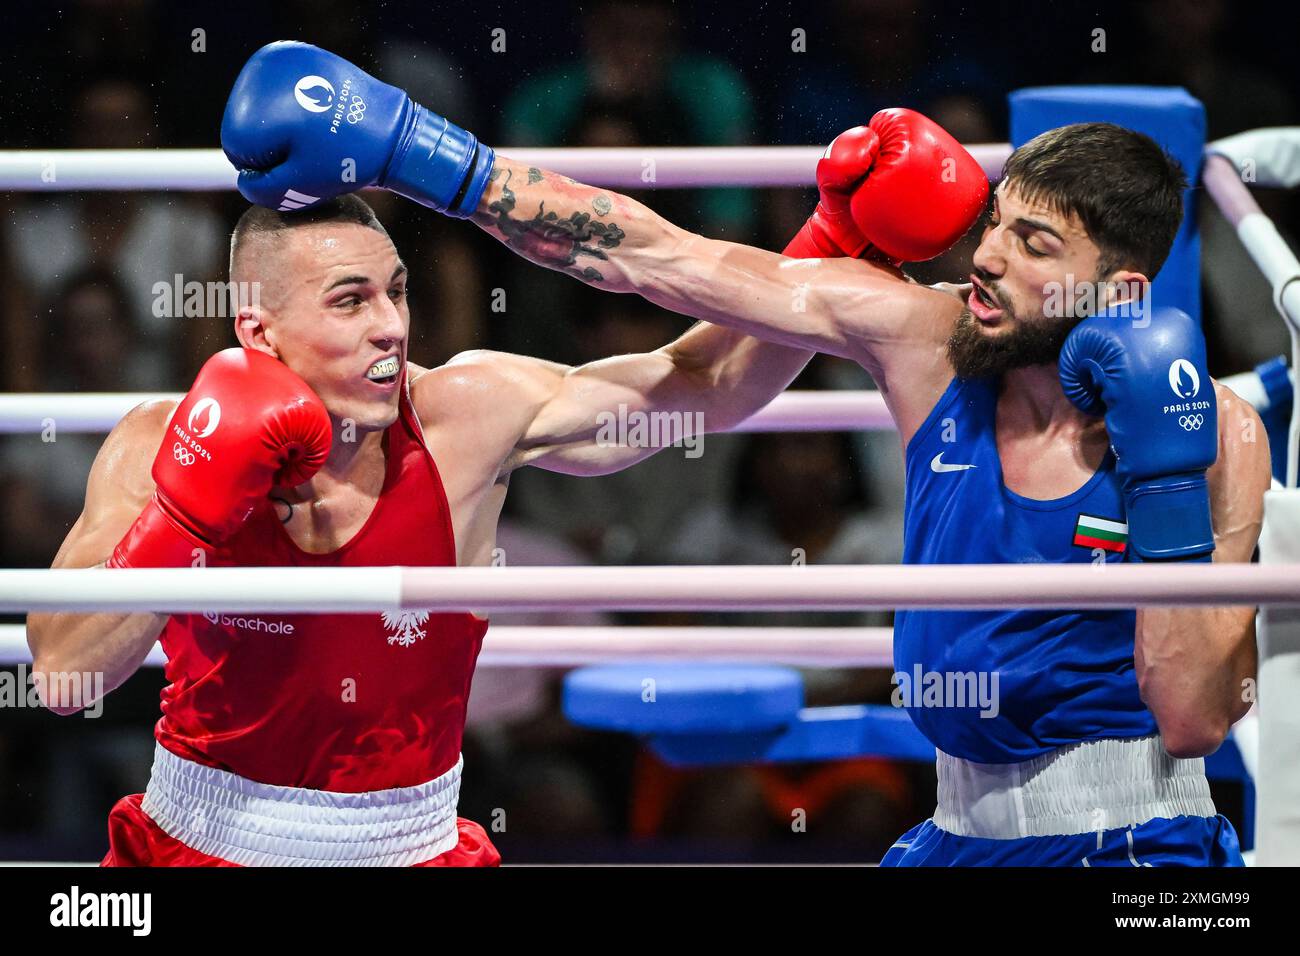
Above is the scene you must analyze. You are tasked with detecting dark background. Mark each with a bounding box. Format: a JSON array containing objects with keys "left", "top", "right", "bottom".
[{"left": 0, "top": 0, "right": 1292, "bottom": 862}]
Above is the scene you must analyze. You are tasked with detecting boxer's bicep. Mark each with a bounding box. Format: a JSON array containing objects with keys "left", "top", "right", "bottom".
[
  {"left": 827, "top": 283, "right": 961, "bottom": 448},
  {"left": 1207, "top": 382, "right": 1271, "bottom": 562},
  {"left": 812, "top": 265, "right": 956, "bottom": 356},
  {"left": 513, "top": 324, "right": 807, "bottom": 474},
  {"left": 642, "top": 235, "right": 931, "bottom": 362},
  {"left": 509, "top": 350, "right": 682, "bottom": 475},
  {"left": 53, "top": 401, "right": 172, "bottom": 570},
  {"left": 419, "top": 349, "right": 652, "bottom": 476},
  {"left": 416, "top": 352, "right": 556, "bottom": 477}
]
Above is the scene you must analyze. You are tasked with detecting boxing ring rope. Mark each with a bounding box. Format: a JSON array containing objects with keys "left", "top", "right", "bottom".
[
  {"left": 0, "top": 564, "right": 1296, "bottom": 614},
  {"left": 0, "top": 623, "right": 896, "bottom": 669},
  {"left": 1203, "top": 141, "right": 1300, "bottom": 489},
  {"left": 0, "top": 369, "right": 1283, "bottom": 435},
  {"left": 0, "top": 389, "right": 893, "bottom": 434},
  {"left": 0, "top": 144, "right": 1013, "bottom": 191}
]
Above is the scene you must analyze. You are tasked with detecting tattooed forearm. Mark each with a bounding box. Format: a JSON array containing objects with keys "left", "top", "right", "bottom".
[
  {"left": 472, "top": 163, "right": 627, "bottom": 283},
  {"left": 466, "top": 156, "right": 854, "bottom": 355}
]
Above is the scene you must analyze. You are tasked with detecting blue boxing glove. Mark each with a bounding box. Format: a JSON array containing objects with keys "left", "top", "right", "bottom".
[
  {"left": 221, "top": 41, "right": 494, "bottom": 217},
  {"left": 1059, "top": 307, "right": 1218, "bottom": 561}
]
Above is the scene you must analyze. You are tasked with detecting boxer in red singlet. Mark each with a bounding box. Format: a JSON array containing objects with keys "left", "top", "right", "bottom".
[
  {"left": 27, "top": 86, "right": 984, "bottom": 863},
  {"left": 25, "top": 195, "right": 814, "bottom": 866}
]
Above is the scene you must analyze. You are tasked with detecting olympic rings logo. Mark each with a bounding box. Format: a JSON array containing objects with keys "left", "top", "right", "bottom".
[
  {"left": 346, "top": 96, "right": 366, "bottom": 124},
  {"left": 173, "top": 442, "right": 196, "bottom": 467},
  {"left": 1179, "top": 414, "right": 1204, "bottom": 431}
]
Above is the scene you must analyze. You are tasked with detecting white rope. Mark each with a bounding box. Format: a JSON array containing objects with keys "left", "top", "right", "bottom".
[
  {"left": 0, "top": 393, "right": 179, "bottom": 434},
  {"left": 1, "top": 567, "right": 400, "bottom": 614},
  {"left": 1, "top": 564, "right": 1296, "bottom": 613},
  {"left": 0, "top": 144, "right": 1011, "bottom": 191},
  {"left": 1203, "top": 154, "right": 1300, "bottom": 489},
  {"left": 0, "top": 375, "right": 1280, "bottom": 436},
  {"left": 0, "top": 623, "right": 895, "bottom": 668},
  {"left": 0, "top": 389, "right": 892, "bottom": 434},
  {"left": 730, "top": 390, "right": 892, "bottom": 432}
]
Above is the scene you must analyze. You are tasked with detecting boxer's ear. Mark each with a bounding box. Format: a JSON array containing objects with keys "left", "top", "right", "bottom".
[
  {"left": 1100, "top": 272, "right": 1149, "bottom": 311},
  {"left": 233, "top": 307, "right": 276, "bottom": 359}
]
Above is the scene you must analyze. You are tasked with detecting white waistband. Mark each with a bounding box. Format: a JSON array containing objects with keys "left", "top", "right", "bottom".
[
  {"left": 934, "top": 735, "right": 1216, "bottom": 839},
  {"left": 141, "top": 743, "right": 461, "bottom": 866}
]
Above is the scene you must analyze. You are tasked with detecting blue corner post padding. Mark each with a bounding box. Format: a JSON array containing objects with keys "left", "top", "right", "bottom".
[
  {"left": 648, "top": 703, "right": 938, "bottom": 767},
  {"left": 1008, "top": 86, "right": 1206, "bottom": 322},
  {"left": 563, "top": 663, "right": 803, "bottom": 735}
]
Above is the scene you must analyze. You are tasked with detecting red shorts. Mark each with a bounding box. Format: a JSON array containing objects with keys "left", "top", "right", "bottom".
[{"left": 101, "top": 793, "right": 501, "bottom": 867}]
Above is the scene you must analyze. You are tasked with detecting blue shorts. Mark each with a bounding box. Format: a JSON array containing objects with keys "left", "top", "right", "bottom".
[{"left": 880, "top": 814, "right": 1243, "bottom": 867}]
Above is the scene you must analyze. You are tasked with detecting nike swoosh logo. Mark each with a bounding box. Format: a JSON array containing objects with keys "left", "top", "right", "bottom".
[{"left": 931, "top": 453, "right": 976, "bottom": 473}]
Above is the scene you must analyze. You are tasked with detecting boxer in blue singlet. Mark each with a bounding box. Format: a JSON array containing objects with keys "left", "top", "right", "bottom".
[
  {"left": 884, "top": 360, "right": 1245, "bottom": 865},
  {"left": 873, "top": 127, "right": 1272, "bottom": 865}
]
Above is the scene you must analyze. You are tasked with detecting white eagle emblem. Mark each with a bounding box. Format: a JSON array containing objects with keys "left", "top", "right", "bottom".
[{"left": 381, "top": 610, "right": 430, "bottom": 647}]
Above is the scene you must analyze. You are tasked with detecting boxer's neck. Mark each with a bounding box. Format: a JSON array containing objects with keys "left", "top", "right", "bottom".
[
  {"left": 999, "top": 363, "right": 1095, "bottom": 434},
  {"left": 277, "top": 426, "right": 386, "bottom": 505}
]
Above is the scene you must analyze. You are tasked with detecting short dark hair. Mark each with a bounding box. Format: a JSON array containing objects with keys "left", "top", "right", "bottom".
[
  {"left": 1000, "top": 122, "right": 1187, "bottom": 279},
  {"left": 229, "top": 194, "right": 389, "bottom": 273}
]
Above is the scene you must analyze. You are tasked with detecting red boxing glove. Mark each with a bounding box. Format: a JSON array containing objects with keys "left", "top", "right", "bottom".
[
  {"left": 109, "top": 349, "right": 332, "bottom": 568},
  {"left": 785, "top": 109, "right": 988, "bottom": 263},
  {"left": 849, "top": 108, "right": 989, "bottom": 262},
  {"left": 784, "top": 124, "right": 879, "bottom": 259}
]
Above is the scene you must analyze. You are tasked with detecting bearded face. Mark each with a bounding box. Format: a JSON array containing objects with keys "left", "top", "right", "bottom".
[{"left": 946, "top": 304, "right": 1084, "bottom": 380}]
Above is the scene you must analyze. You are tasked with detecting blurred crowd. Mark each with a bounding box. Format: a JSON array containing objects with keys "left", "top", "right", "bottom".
[{"left": 0, "top": 0, "right": 1291, "bottom": 861}]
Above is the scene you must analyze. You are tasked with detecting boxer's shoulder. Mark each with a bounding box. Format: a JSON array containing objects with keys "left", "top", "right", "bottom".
[
  {"left": 1209, "top": 378, "right": 1269, "bottom": 471},
  {"left": 98, "top": 400, "right": 174, "bottom": 476},
  {"left": 841, "top": 272, "right": 962, "bottom": 356},
  {"left": 413, "top": 352, "right": 559, "bottom": 413},
  {"left": 125, "top": 398, "right": 178, "bottom": 428},
  {"left": 72, "top": 400, "right": 176, "bottom": 553},
  {"left": 1207, "top": 378, "right": 1266, "bottom": 450},
  {"left": 408, "top": 351, "right": 549, "bottom": 446},
  {"left": 95, "top": 400, "right": 175, "bottom": 487}
]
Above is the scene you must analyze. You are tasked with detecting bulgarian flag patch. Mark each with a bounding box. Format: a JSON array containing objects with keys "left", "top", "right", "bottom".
[{"left": 1074, "top": 514, "right": 1128, "bottom": 552}]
